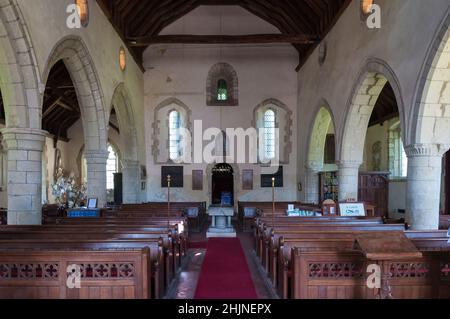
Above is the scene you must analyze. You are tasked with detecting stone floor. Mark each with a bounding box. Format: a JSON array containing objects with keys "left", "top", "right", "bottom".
[{"left": 165, "top": 218, "right": 278, "bottom": 299}]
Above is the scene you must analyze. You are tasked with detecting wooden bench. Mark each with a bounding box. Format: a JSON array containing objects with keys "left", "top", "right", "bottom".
[
  {"left": 275, "top": 230, "right": 449, "bottom": 299},
  {"left": 290, "top": 249, "right": 450, "bottom": 299},
  {"left": 238, "top": 201, "right": 321, "bottom": 231},
  {"left": 0, "top": 248, "right": 151, "bottom": 299}
]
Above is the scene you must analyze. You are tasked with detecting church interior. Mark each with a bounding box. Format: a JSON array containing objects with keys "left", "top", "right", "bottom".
[{"left": 0, "top": 0, "right": 449, "bottom": 300}]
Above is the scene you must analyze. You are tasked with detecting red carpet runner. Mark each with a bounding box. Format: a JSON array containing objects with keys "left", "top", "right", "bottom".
[{"left": 194, "top": 238, "right": 258, "bottom": 299}]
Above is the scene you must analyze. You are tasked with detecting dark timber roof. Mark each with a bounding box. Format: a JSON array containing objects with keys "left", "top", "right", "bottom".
[{"left": 96, "top": 0, "right": 352, "bottom": 71}]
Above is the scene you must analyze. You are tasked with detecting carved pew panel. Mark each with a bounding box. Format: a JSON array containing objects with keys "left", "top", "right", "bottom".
[{"left": 0, "top": 249, "right": 151, "bottom": 299}]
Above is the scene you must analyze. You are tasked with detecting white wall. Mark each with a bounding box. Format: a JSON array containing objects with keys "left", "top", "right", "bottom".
[{"left": 143, "top": 6, "right": 299, "bottom": 204}]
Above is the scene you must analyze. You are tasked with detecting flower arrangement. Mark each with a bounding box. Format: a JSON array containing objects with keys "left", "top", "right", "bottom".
[{"left": 51, "top": 171, "right": 87, "bottom": 209}]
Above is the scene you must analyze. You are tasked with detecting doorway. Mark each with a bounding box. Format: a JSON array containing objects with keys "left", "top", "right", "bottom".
[{"left": 211, "top": 163, "right": 234, "bottom": 206}]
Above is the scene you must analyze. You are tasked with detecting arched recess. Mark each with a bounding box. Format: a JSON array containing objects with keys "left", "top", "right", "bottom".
[
  {"left": 338, "top": 58, "right": 405, "bottom": 201},
  {"left": 253, "top": 98, "right": 293, "bottom": 164},
  {"left": 304, "top": 102, "right": 336, "bottom": 204},
  {"left": 43, "top": 36, "right": 108, "bottom": 207},
  {"left": 206, "top": 63, "right": 239, "bottom": 106},
  {"left": 110, "top": 84, "right": 140, "bottom": 203},
  {"left": 407, "top": 10, "right": 450, "bottom": 230},
  {"left": 0, "top": 0, "right": 41, "bottom": 129},
  {"left": 152, "top": 97, "right": 192, "bottom": 164}
]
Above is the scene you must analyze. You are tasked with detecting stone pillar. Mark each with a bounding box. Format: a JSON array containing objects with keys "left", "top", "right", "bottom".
[
  {"left": 337, "top": 161, "right": 362, "bottom": 201},
  {"left": 1, "top": 128, "right": 47, "bottom": 225},
  {"left": 122, "top": 160, "right": 140, "bottom": 204},
  {"left": 304, "top": 163, "right": 323, "bottom": 204},
  {"left": 84, "top": 150, "right": 108, "bottom": 208},
  {"left": 405, "top": 144, "right": 446, "bottom": 230}
]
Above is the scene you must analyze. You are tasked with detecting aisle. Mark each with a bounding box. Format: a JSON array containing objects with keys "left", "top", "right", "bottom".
[{"left": 194, "top": 238, "right": 258, "bottom": 299}]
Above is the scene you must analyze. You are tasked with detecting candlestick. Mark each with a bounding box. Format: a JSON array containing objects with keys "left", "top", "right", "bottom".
[
  {"left": 167, "top": 175, "right": 171, "bottom": 228},
  {"left": 272, "top": 177, "right": 275, "bottom": 226}
]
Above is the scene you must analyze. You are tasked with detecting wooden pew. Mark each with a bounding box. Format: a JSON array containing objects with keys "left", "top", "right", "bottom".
[
  {"left": 440, "top": 215, "right": 450, "bottom": 230},
  {"left": 290, "top": 249, "right": 450, "bottom": 299},
  {"left": 279, "top": 230, "right": 449, "bottom": 299},
  {"left": 238, "top": 201, "right": 321, "bottom": 231},
  {"left": 259, "top": 224, "right": 406, "bottom": 273},
  {"left": 0, "top": 248, "right": 151, "bottom": 299},
  {"left": 118, "top": 202, "right": 206, "bottom": 231},
  {"left": 0, "top": 238, "right": 166, "bottom": 298}
]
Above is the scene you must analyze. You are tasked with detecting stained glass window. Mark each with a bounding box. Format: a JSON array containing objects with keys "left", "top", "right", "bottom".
[
  {"left": 217, "top": 79, "right": 228, "bottom": 101},
  {"left": 263, "top": 109, "right": 276, "bottom": 160},
  {"left": 169, "top": 110, "right": 181, "bottom": 160}
]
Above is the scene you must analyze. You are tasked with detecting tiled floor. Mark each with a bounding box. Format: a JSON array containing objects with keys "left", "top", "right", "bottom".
[{"left": 165, "top": 219, "right": 278, "bottom": 299}]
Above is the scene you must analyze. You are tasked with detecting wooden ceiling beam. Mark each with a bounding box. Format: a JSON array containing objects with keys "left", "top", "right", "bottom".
[{"left": 129, "top": 34, "right": 318, "bottom": 45}]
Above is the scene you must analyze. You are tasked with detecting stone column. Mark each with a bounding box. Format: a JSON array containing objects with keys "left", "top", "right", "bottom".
[
  {"left": 1, "top": 128, "right": 47, "bottom": 225},
  {"left": 304, "top": 163, "right": 323, "bottom": 204},
  {"left": 337, "top": 160, "right": 362, "bottom": 201},
  {"left": 84, "top": 150, "right": 108, "bottom": 208},
  {"left": 122, "top": 160, "right": 140, "bottom": 204},
  {"left": 405, "top": 144, "right": 446, "bottom": 230}
]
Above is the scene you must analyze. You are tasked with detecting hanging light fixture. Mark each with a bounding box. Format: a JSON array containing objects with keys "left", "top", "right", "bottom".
[
  {"left": 75, "top": 0, "right": 89, "bottom": 27},
  {"left": 361, "top": 0, "right": 374, "bottom": 15},
  {"left": 119, "top": 46, "right": 126, "bottom": 71}
]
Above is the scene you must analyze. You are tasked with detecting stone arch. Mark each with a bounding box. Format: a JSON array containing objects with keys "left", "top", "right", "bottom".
[
  {"left": 206, "top": 62, "right": 239, "bottom": 106},
  {"left": 42, "top": 35, "right": 107, "bottom": 153},
  {"left": 110, "top": 84, "right": 138, "bottom": 162},
  {"left": 253, "top": 98, "right": 293, "bottom": 164},
  {"left": 110, "top": 83, "right": 140, "bottom": 203},
  {"left": 405, "top": 10, "right": 450, "bottom": 230},
  {"left": 43, "top": 36, "right": 108, "bottom": 207},
  {"left": 0, "top": 0, "right": 41, "bottom": 129},
  {"left": 303, "top": 100, "right": 336, "bottom": 204},
  {"left": 338, "top": 58, "right": 405, "bottom": 201},
  {"left": 152, "top": 98, "right": 192, "bottom": 164},
  {"left": 339, "top": 58, "right": 406, "bottom": 164},
  {"left": 410, "top": 8, "right": 450, "bottom": 150},
  {"left": 306, "top": 100, "right": 336, "bottom": 169}
]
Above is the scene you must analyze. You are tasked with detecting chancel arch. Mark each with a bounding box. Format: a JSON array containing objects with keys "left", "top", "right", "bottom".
[
  {"left": 338, "top": 59, "right": 406, "bottom": 208},
  {"left": 305, "top": 102, "right": 336, "bottom": 204},
  {"left": 43, "top": 36, "right": 108, "bottom": 207}
]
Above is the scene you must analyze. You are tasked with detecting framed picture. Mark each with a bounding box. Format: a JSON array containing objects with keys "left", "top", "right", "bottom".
[
  {"left": 242, "top": 169, "right": 253, "bottom": 190},
  {"left": 87, "top": 198, "right": 98, "bottom": 209},
  {"left": 192, "top": 170, "right": 203, "bottom": 190},
  {"left": 339, "top": 202, "right": 366, "bottom": 217}
]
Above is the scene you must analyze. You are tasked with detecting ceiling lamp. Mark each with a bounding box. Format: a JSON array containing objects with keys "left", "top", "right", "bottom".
[
  {"left": 119, "top": 47, "right": 126, "bottom": 71},
  {"left": 361, "top": 0, "right": 374, "bottom": 15},
  {"left": 75, "top": 0, "right": 89, "bottom": 27}
]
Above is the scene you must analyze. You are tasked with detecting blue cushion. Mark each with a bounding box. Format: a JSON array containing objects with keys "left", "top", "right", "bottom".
[
  {"left": 244, "top": 207, "right": 256, "bottom": 218},
  {"left": 186, "top": 207, "right": 198, "bottom": 218}
]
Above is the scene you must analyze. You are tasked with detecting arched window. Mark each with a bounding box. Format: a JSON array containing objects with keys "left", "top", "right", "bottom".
[
  {"left": 388, "top": 122, "right": 407, "bottom": 178},
  {"left": 263, "top": 109, "right": 276, "bottom": 160},
  {"left": 169, "top": 110, "right": 181, "bottom": 161},
  {"left": 217, "top": 79, "right": 228, "bottom": 101},
  {"left": 106, "top": 144, "right": 119, "bottom": 190}
]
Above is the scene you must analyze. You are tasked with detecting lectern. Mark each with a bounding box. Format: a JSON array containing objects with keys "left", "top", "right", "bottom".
[{"left": 354, "top": 232, "right": 423, "bottom": 299}]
